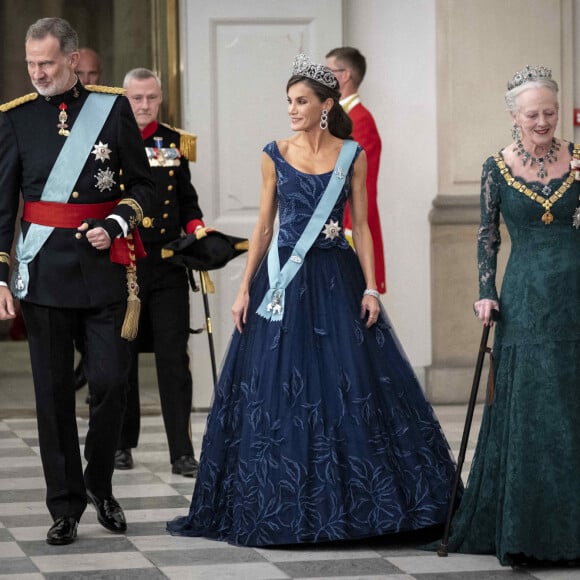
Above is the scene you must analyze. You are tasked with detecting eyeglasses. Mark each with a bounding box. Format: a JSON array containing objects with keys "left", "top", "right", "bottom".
[{"left": 329, "top": 68, "right": 345, "bottom": 74}]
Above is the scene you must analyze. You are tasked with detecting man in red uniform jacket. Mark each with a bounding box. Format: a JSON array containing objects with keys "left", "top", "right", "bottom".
[{"left": 326, "top": 47, "right": 386, "bottom": 294}]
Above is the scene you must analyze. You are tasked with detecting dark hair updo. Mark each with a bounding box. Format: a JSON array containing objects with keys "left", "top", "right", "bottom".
[{"left": 286, "top": 75, "right": 353, "bottom": 140}]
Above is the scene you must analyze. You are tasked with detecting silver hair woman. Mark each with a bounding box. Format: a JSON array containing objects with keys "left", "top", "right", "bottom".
[{"left": 439, "top": 65, "right": 580, "bottom": 566}]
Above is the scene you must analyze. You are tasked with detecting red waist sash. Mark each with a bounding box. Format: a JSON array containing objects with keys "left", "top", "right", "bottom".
[
  {"left": 23, "top": 200, "right": 146, "bottom": 265},
  {"left": 23, "top": 200, "right": 119, "bottom": 228}
]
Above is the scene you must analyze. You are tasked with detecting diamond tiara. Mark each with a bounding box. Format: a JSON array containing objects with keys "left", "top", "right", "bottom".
[
  {"left": 292, "top": 54, "right": 338, "bottom": 89},
  {"left": 507, "top": 65, "right": 552, "bottom": 90}
]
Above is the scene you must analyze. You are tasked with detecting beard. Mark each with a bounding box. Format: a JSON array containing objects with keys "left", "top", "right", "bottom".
[{"left": 32, "top": 70, "right": 75, "bottom": 97}]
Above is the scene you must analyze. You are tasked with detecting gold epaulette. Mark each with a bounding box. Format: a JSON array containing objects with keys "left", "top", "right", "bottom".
[
  {"left": 161, "top": 123, "right": 197, "bottom": 162},
  {"left": 85, "top": 84, "right": 126, "bottom": 95},
  {"left": 0, "top": 92, "right": 38, "bottom": 113}
]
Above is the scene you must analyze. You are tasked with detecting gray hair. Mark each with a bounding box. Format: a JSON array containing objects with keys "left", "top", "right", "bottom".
[
  {"left": 123, "top": 67, "right": 162, "bottom": 89},
  {"left": 26, "top": 17, "right": 78, "bottom": 55},
  {"left": 505, "top": 77, "right": 559, "bottom": 113}
]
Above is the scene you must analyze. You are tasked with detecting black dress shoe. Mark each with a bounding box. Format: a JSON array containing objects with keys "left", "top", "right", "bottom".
[
  {"left": 171, "top": 455, "right": 199, "bottom": 477},
  {"left": 46, "top": 516, "right": 78, "bottom": 545},
  {"left": 86, "top": 489, "right": 127, "bottom": 533},
  {"left": 114, "top": 449, "right": 134, "bottom": 470}
]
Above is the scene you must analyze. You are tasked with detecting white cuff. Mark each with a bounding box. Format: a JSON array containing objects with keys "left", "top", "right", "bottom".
[{"left": 107, "top": 214, "right": 128, "bottom": 237}]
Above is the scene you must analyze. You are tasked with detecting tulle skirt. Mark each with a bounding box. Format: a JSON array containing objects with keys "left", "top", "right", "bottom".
[{"left": 167, "top": 245, "right": 456, "bottom": 546}]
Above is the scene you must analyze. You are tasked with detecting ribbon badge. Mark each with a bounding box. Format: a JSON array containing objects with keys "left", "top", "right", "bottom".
[{"left": 266, "top": 290, "right": 283, "bottom": 315}]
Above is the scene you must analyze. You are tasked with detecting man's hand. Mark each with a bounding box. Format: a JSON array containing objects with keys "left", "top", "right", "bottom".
[
  {"left": 0, "top": 286, "right": 16, "bottom": 320},
  {"left": 78, "top": 221, "right": 112, "bottom": 250}
]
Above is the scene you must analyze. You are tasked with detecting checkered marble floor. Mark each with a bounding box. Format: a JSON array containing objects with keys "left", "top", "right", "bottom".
[{"left": 0, "top": 406, "right": 578, "bottom": 579}]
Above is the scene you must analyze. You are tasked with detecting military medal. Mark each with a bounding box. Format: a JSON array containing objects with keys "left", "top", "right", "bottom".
[
  {"left": 14, "top": 273, "right": 25, "bottom": 292},
  {"left": 145, "top": 139, "right": 181, "bottom": 167},
  {"left": 57, "top": 102, "right": 70, "bottom": 136},
  {"left": 94, "top": 167, "right": 116, "bottom": 191},
  {"left": 322, "top": 219, "right": 341, "bottom": 239},
  {"left": 266, "top": 291, "right": 282, "bottom": 315},
  {"left": 154, "top": 136, "right": 166, "bottom": 165},
  {"left": 92, "top": 141, "right": 112, "bottom": 162}
]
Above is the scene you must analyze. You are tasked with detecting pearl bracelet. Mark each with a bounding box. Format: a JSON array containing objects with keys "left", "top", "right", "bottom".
[{"left": 363, "top": 289, "right": 380, "bottom": 299}]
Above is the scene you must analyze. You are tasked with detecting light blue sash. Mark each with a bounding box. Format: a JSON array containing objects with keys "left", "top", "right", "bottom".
[
  {"left": 12, "top": 93, "right": 117, "bottom": 298},
  {"left": 256, "top": 140, "right": 358, "bottom": 321}
]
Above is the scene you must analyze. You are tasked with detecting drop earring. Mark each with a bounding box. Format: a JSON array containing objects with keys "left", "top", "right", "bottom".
[{"left": 320, "top": 109, "right": 328, "bottom": 131}]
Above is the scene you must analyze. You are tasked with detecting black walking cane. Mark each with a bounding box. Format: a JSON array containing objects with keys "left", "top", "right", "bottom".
[
  {"left": 437, "top": 309, "right": 498, "bottom": 557},
  {"left": 187, "top": 269, "right": 218, "bottom": 387}
]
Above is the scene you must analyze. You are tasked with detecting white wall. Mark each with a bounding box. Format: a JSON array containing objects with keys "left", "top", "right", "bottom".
[{"left": 343, "top": 0, "right": 437, "bottom": 370}]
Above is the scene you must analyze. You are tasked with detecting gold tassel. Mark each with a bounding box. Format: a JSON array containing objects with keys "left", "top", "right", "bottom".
[
  {"left": 121, "top": 265, "right": 141, "bottom": 340},
  {"left": 121, "top": 236, "right": 141, "bottom": 341},
  {"left": 200, "top": 270, "right": 215, "bottom": 294}
]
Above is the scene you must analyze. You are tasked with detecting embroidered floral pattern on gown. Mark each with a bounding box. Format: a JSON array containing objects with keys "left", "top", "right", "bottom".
[
  {"left": 445, "top": 144, "right": 580, "bottom": 565},
  {"left": 167, "top": 141, "right": 457, "bottom": 546}
]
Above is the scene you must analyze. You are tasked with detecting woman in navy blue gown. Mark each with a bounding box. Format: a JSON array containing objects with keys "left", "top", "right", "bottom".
[{"left": 167, "top": 54, "right": 457, "bottom": 547}]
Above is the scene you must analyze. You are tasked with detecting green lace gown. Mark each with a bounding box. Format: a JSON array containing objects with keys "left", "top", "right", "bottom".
[{"left": 447, "top": 143, "right": 580, "bottom": 565}]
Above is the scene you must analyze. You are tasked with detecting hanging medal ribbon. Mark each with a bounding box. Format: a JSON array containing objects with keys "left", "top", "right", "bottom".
[{"left": 57, "top": 102, "right": 70, "bottom": 136}]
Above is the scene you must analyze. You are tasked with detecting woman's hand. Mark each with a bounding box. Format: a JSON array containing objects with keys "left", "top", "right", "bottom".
[
  {"left": 232, "top": 289, "right": 250, "bottom": 333},
  {"left": 361, "top": 293, "right": 380, "bottom": 328},
  {"left": 473, "top": 298, "right": 499, "bottom": 327}
]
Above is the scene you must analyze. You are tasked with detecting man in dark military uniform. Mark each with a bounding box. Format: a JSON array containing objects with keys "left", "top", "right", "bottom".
[
  {"left": 0, "top": 18, "right": 154, "bottom": 545},
  {"left": 114, "top": 68, "right": 204, "bottom": 477}
]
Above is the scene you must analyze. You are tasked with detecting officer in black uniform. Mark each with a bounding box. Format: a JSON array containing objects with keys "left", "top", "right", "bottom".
[
  {"left": 0, "top": 18, "right": 154, "bottom": 545},
  {"left": 114, "top": 68, "right": 204, "bottom": 477}
]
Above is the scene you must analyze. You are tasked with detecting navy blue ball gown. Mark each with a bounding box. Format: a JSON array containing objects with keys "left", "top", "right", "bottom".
[{"left": 167, "top": 140, "right": 457, "bottom": 547}]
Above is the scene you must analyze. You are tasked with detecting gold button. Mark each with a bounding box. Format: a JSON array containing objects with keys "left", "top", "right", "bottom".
[
  {"left": 160, "top": 228, "right": 166, "bottom": 234},
  {"left": 162, "top": 213, "right": 169, "bottom": 219},
  {"left": 142, "top": 217, "right": 153, "bottom": 228},
  {"left": 72, "top": 191, "right": 79, "bottom": 199},
  {"left": 75, "top": 232, "right": 82, "bottom": 239},
  {"left": 164, "top": 199, "right": 170, "bottom": 205},
  {"left": 170, "top": 143, "right": 176, "bottom": 148},
  {"left": 120, "top": 184, "right": 125, "bottom": 191},
  {"left": 169, "top": 170, "right": 175, "bottom": 176},
  {"left": 119, "top": 169, "right": 123, "bottom": 176},
  {"left": 167, "top": 185, "right": 173, "bottom": 191}
]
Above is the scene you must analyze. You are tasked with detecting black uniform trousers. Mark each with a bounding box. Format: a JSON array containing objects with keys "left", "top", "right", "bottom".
[
  {"left": 118, "top": 246, "right": 193, "bottom": 463},
  {"left": 21, "top": 300, "right": 129, "bottom": 521}
]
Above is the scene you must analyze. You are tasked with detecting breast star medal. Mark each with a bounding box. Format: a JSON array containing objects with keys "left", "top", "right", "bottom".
[
  {"left": 94, "top": 168, "right": 116, "bottom": 192},
  {"left": 92, "top": 141, "right": 112, "bottom": 162},
  {"left": 322, "top": 219, "right": 341, "bottom": 240}
]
